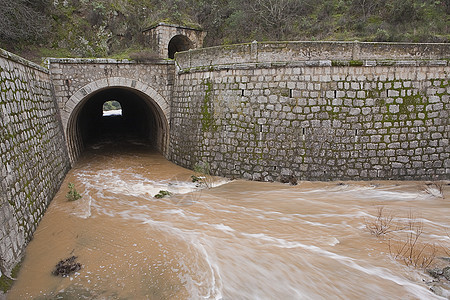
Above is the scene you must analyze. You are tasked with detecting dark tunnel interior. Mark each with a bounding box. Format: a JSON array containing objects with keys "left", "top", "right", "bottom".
[
  {"left": 77, "top": 87, "right": 163, "bottom": 148},
  {"left": 168, "top": 35, "right": 193, "bottom": 59}
]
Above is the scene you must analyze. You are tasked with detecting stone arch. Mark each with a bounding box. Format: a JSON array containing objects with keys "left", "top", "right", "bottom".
[
  {"left": 168, "top": 35, "right": 194, "bottom": 59},
  {"left": 142, "top": 23, "right": 206, "bottom": 59},
  {"left": 63, "top": 77, "right": 170, "bottom": 164}
]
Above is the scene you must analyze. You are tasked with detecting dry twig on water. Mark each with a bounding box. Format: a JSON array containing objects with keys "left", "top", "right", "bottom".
[
  {"left": 365, "top": 206, "right": 396, "bottom": 236},
  {"left": 423, "top": 182, "right": 445, "bottom": 199}
]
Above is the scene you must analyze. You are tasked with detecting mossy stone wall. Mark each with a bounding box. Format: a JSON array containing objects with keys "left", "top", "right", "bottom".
[
  {"left": 171, "top": 43, "right": 449, "bottom": 181},
  {"left": 0, "top": 49, "right": 70, "bottom": 276}
]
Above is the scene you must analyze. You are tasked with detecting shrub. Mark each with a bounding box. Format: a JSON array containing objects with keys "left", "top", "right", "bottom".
[
  {"left": 388, "top": 213, "right": 437, "bottom": 269},
  {"left": 423, "top": 182, "right": 445, "bottom": 199},
  {"left": 66, "top": 183, "right": 82, "bottom": 201},
  {"left": 193, "top": 162, "right": 213, "bottom": 188},
  {"left": 366, "top": 208, "right": 441, "bottom": 269},
  {"left": 154, "top": 190, "right": 171, "bottom": 199},
  {"left": 365, "top": 206, "right": 396, "bottom": 236}
]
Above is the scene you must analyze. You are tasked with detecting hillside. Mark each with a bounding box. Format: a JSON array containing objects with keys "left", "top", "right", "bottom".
[{"left": 1, "top": 0, "right": 449, "bottom": 63}]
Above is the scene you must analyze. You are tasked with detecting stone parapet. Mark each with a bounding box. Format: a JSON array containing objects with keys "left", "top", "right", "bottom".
[{"left": 175, "top": 41, "right": 450, "bottom": 72}]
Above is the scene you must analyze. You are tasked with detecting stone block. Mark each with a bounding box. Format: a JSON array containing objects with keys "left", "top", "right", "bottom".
[{"left": 389, "top": 105, "right": 399, "bottom": 113}]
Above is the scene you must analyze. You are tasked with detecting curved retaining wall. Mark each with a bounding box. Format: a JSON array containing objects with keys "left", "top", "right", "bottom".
[
  {"left": 0, "top": 49, "right": 70, "bottom": 275},
  {"left": 176, "top": 41, "right": 450, "bottom": 70},
  {"left": 171, "top": 41, "right": 450, "bottom": 181}
]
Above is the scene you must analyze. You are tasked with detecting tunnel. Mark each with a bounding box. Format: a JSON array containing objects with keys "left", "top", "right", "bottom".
[
  {"left": 66, "top": 86, "right": 168, "bottom": 163},
  {"left": 168, "top": 35, "right": 194, "bottom": 59}
]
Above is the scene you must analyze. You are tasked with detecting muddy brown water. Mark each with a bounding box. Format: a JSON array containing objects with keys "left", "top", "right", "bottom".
[{"left": 7, "top": 140, "right": 450, "bottom": 299}]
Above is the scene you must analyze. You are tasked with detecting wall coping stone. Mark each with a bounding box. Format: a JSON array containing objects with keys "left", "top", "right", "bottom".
[
  {"left": 142, "top": 22, "right": 204, "bottom": 32},
  {"left": 45, "top": 57, "right": 175, "bottom": 65},
  {"left": 175, "top": 41, "right": 450, "bottom": 72},
  {"left": 177, "top": 59, "right": 450, "bottom": 74},
  {"left": 0, "top": 48, "right": 49, "bottom": 73}
]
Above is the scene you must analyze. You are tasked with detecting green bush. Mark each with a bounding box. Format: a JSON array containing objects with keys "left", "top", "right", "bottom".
[
  {"left": 154, "top": 190, "right": 171, "bottom": 198},
  {"left": 66, "top": 183, "right": 82, "bottom": 201}
]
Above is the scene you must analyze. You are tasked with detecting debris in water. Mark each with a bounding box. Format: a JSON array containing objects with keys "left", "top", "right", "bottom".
[
  {"left": 426, "top": 259, "right": 450, "bottom": 298},
  {"left": 280, "top": 175, "right": 298, "bottom": 185},
  {"left": 154, "top": 190, "right": 172, "bottom": 199},
  {"left": 52, "top": 256, "right": 81, "bottom": 277}
]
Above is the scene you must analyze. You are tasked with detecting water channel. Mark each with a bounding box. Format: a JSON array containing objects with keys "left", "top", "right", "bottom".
[{"left": 7, "top": 140, "right": 450, "bottom": 299}]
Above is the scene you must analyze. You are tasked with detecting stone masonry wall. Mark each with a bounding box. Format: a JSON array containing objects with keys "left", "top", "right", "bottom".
[
  {"left": 0, "top": 49, "right": 70, "bottom": 275},
  {"left": 47, "top": 58, "right": 175, "bottom": 162},
  {"left": 171, "top": 42, "right": 450, "bottom": 181},
  {"left": 48, "top": 58, "right": 174, "bottom": 127},
  {"left": 142, "top": 23, "right": 206, "bottom": 59}
]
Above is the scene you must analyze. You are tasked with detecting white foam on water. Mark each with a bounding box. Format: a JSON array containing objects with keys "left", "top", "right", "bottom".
[
  {"left": 77, "top": 168, "right": 230, "bottom": 199},
  {"left": 140, "top": 218, "right": 224, "bottom": 299},
  {"left": 238, "top": 231, "right": 440, "bottom": 299},
  {"left": 44, "top": 157, "right": 448, "bottom": 300},
  {"left": 299, "top": 185, "right": 423, "bottom": 202},
  {"left": 327, "top": 237, "right": 340, "bottom": 246}
]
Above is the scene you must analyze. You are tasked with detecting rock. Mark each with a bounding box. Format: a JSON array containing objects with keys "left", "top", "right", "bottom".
[
  {"left": 427, "top": 268, "right": 443, "bottom": 278},
  {"left": 52, "top": 256, "right": 82, "bottom": 277},
  {"left": 443, "top": 267, "right": 450, "bottom": 281},
  {"left": 430, "top": 282, "right": 450, "bottom": 298},
  {"left": 280, "top": 175, "right": 297, "bottom": 185},
  {"left": 289, "top": 176, "right": 298, "bottom": 185}
]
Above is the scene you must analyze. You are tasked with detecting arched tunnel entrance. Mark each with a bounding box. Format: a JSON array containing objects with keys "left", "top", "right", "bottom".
[
  {"left": 67, "top": 86, "right": 169, "bottom": 163},
  {"left": 168, "top": 35, "right": 193, "bottom": 59}
]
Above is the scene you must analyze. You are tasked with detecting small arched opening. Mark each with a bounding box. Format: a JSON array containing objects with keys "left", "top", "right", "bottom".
[
  {"left": 168, "top": 35, "right": 193, "bottom": 59},
  {"left": 102, "top": 100, "right": 122, "bottom": 116}
]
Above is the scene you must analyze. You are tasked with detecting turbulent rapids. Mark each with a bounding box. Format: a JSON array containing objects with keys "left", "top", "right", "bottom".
[{"left": 7, "top": 141, "right": 450, "bottom": 299}]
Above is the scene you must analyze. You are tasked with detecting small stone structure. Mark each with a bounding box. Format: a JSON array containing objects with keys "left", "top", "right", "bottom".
[{"left": 142, "top": 23, "right": 206, "bottom": 59}]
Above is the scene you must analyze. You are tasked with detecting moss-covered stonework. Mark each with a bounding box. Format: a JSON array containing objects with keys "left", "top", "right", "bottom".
[
  {"left": 0, "top": 260, "right": 21, "bottom": 293},
  {"left": 0, "top": 49, "right": 70, "bottom": 278},
  {"left": 171, "top": 43, "right": 450, "bottom": 181}
]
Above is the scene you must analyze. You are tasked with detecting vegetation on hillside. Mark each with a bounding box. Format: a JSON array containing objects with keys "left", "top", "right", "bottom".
[
  {"left": 0, "top": 0, "right": 449, "bottom": 62},
  {"left": 103, "top": 100, "right": 121, "bottom": 111}
]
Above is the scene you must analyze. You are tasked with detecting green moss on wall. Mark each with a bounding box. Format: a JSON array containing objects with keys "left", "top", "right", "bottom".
[
  {"left": 398, "top": 94, "right": 423, "bottom": 114},
  {"left": 349, "top": 60, "right": 364, "bottom": 66},
  {"left": 201, "top": 79, "right": 217, "bottom": 132},
  {"left": 331, "top": 60, "right": 346, "bottom": 67},
  {"left": 331, "top": 60, "right": 364, "bottom": 67},
  {"left": 0, "top": 261, "right": 22, "bottom": 293}
]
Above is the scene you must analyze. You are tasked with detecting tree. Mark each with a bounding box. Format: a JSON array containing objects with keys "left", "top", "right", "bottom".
[
  {"left": 353, "top": 0, "right": 384, "bottom": 21},
  {"left": 0, "top": 0, "right": 50, "bottom": 47},
  {"left": 249, "top": 0, "right": 313, "bottom": 40}
]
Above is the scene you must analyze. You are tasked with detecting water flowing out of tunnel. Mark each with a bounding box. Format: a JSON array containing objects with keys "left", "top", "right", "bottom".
[
  {"left": 66, "top": 87, "right": 168, "bottom": 163},
  {"left": 7, "top": 140, "right": 450, "bottom": 299}
]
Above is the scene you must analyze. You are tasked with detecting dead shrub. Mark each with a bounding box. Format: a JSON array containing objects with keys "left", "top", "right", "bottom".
[
  {"left": 365, "top": 206, "right": 397, "bottom": 236},
  {"left": 388, "top": 212, "right": 437, "bottom": 269},
  {"left": 423, "top": 182, "right": 445, "bottom": 199}
]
